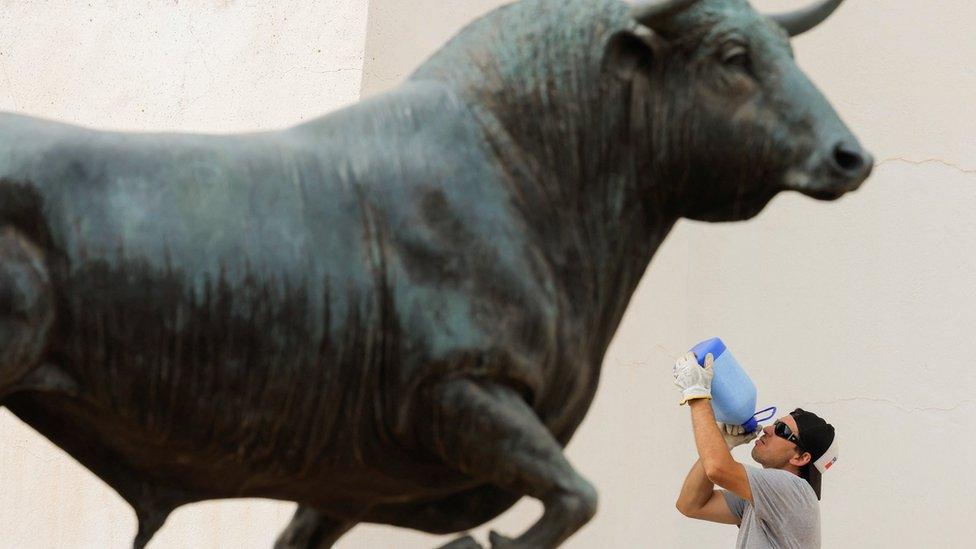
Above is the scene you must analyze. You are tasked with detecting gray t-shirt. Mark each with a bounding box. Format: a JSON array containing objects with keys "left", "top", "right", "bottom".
[{"left": 721, "top": 466, "right": 821, "bottom": 548}]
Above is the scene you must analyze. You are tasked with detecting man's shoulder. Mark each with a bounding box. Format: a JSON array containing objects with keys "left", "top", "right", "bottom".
[
  {"left": 746, "top": 465, "right": 802, "bottom": 482},
  {"left": 746, "top": 466, "right": 818, "bottom": 500}
]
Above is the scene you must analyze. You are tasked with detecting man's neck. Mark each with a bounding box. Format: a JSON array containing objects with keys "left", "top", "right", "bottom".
[
  {"left": 781, "top": 464, "right": 804, "bottom": 477},
  {"left": 762, "top": 462, "right": 804, "bottom": 477}
]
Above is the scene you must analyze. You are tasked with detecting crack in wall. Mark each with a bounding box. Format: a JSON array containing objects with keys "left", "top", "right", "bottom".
[
  {"left": 876, "top": 157, "right": 976, "bottom": 175},
  {"left": 801, "top": 395, "right": 976, "bottom": 414}
]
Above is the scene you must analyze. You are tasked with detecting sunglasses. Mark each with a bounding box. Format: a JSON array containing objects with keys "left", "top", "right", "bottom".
[{"left": 773, "top": 420, "right": 803, "bottom": 448}]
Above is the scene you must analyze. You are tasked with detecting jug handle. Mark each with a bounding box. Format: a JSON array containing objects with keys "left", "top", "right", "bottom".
[{"left": 753, "top": 406, "right": 777, "bottom": 424}]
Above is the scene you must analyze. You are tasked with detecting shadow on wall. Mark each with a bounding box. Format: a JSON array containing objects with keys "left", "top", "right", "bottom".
[{"left": 360, "top": 0, "right": 511, "bottom": 96}]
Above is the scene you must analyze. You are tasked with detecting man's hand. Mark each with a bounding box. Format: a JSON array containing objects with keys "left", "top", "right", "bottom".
[
  {"left": 673, "top": 352, "right": 713, "bottom": 405},
  {"left": 719, "top": 422, "right": 759, "bottom": 450}
]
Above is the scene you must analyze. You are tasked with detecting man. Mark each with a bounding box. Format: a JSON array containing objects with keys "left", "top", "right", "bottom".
[{"left": 672, "top": 352, "right": 838, "bottom": 548}]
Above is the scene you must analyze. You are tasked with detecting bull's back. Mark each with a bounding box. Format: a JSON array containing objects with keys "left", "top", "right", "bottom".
[{"left": 0, "top": 112, "right": 403, "bottom": 479}]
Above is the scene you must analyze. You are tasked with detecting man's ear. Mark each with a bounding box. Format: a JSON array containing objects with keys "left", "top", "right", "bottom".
[
  {"left": 601, "top": 26, "right": 665, "bottom": 82},
  {"left": 792, "top": 451, "right": 813, "bottom": 468}
]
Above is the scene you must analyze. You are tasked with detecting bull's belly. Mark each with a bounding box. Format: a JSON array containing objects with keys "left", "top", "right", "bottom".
[
  {"left": 6, "top": 386, "right": 476, "bottom": 511},
  {"left": 10, "top": 334, "right": 598, "bottom": 518}
]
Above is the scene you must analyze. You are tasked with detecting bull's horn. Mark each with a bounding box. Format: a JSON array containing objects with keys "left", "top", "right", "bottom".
[
  {"left": 769, "top": 0, "right": 845, "bottom": 37},
  {"left": 631, "top": 0, "right": 700, "bottom": 28}
]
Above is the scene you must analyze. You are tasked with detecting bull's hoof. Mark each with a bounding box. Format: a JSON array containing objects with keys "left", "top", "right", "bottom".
[
  {"left": 488, "top": 531, "right": 523, "bottom": 548},
  {"left": 437, "top": 534, "right": 483, "bottom": 549}
]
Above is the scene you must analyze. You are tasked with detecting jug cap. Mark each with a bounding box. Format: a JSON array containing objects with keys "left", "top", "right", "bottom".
[{"left": 690, "top": 337, "right": 727, "bottom": 366}]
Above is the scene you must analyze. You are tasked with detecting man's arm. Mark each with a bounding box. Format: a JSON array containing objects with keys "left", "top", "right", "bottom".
[
  {"left": 675, "top": 459, "right": 740, "bottom": 525},
  {"left": 688, "top": 399, "right": 753, "bottom": 502}
]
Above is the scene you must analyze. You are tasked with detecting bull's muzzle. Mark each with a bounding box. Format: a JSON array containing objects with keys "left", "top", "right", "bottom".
[
  {"left": 794, "top": 138, "right": 873, "bottom": 201},
  {"left": 829, "top": 139, "right": 873, "bottom": 189}
]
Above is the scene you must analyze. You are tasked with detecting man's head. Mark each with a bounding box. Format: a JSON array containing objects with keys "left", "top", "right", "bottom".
[{"left": 752, "top": 408, "right": 837, "bottom": 499}]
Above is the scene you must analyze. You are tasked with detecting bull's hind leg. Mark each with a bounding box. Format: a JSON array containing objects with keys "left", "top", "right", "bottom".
[
  {"left": 424, "top": 378, "right": 597, "bottom": 549},
  {"left": 274, "top": 506, "right": 355, "bottom": 549},
  {"left": 0, "top": 227, "right": 57, "bottom": 402},
  {"left": 280, "top": 486, "right": 519, "bottom": 549},
  {"left": 365, "top": 484, "right": 520, "bottom": 535}
]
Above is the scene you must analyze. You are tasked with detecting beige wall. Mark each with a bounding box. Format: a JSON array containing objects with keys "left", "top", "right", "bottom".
[{"left": 2, "top": 1, "right": 975, "bottom": 547}]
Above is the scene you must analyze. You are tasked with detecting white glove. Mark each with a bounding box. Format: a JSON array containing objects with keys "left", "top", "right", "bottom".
[
  {"left": 720, "top": 422, "right": 759, "bottom": 450},
  {"left": 673, "top": 352, "right": 713, "bottom": 405}
]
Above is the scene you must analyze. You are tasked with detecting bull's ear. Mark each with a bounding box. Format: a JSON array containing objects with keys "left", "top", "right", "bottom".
[{"left": 601, "top": 27, "right": 664, "bottom": 81}]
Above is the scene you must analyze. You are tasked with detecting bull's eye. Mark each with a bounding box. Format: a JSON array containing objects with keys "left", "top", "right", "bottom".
[{"left": 721, "top": 46, "right": 751, "bottom": 72}]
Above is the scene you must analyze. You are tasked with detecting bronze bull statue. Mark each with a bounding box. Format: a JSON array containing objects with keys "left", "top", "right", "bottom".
[{"left": 0, "top": 0, "right": 871, "bottom": 547}]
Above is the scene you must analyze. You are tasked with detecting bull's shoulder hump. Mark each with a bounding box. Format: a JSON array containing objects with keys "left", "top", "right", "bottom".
[
  {"left": 289, "top": 80, "right": 484, "bottom": 157},
  {"left": 287, "top": 80, "right": 503, "bottom": 191}
]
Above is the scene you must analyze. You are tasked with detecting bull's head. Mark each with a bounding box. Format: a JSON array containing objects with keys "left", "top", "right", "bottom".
[{"left": 606, "top": 0, "right": 872, "bottom": 221}]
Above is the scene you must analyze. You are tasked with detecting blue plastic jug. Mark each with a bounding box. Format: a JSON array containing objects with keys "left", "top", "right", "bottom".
[{"left": 689, "top": 337, "right": 776, "bottom": 432}]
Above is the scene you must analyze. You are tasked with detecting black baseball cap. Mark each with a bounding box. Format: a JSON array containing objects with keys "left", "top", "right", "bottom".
[{"left": 789, "top": 408, "right": 838, "bottom": 500}]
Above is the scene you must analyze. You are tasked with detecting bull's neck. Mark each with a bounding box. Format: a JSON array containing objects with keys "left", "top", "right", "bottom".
[
  {"left": 409, "top": 0, "right": 680, "bottom": 357},
  {"left": 472, "top": 78, "right": 678, "bottom": 359}
]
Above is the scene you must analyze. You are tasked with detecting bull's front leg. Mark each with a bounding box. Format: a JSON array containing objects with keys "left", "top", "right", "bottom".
[
  {"left": 273, "top": 506, "right": 355, "bottom": 549},
  {"left": 425, "top": 378, "right": 597, "bottom": 549}
]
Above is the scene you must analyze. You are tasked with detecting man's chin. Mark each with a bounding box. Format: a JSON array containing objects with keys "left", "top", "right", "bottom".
[{"left": 750, "top": 443, "right": 763, "bottom": 462}]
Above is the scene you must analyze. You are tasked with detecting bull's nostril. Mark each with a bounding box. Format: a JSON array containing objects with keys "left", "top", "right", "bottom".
[{"left": 833, "top": 143, "right": 865, "bottom": 173}]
